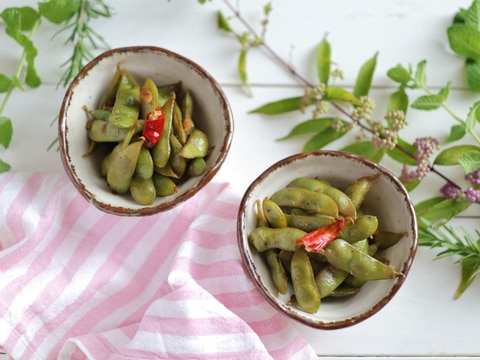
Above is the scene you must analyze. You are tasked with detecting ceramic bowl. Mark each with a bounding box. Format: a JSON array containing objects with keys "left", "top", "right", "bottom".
[
  {"left": 237, "top": 150, "right": 418, "bottom": 329},
  {"left": 59, "top": 46, "right": 233, "bottom": 216}
]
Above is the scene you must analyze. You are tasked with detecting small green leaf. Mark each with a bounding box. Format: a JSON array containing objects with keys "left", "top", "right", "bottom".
[
  {"left": 0, "top": 159, "right": 11, "bottom": 173},
  {"left": 387, "top": 137, "right": 417, "bottom": 165},
  {"left": 353, "top": 52, "right": 378, "bottom": 98},
  {"left": 0, "top": 74, "right": 12, "bottom": 93},
  {"left": 277, "top": 118, "right": 334, "bottom": 140},
  {"left": 0, "top": 116, "right": 13, "bottom": 149},
  {"left": 454, "top": 257, "right": 480, "bottom": 299},
  {"left": 302, "top": 123, "right": 348, "bottom": 152},
  {"left": 411, "top": 94, "right": 445, "bottom": 110},
  {"left": 434, "top": 145, "right": 480, "bottom": 165},
  {"left": 459, "top": 150, "right": 480, "bottom": 173},
  {"left": 324, "top": 87, "right": 361, "bottom": 105},
  {"left": 446, "top": 124, "right": 467, "bottom": 142},
  {"left": 402, "top": 178, "right": 421, "bottom": 192},
  {"left": 249, "top": 96, "right": 303, "bottom": 115},
  {"left": 417, "top": 198, "right": 471, "bottom": 227},
  {"left": 466, "top": 100, "right": 480, "bottom": 133},
  {"left": 39, "top": 0, "right": 80, "bottom": 24},
  {"left": 387, "top": 64, "right": 412, "bottom": 85},
  {"left": 438, "top": 81, "right": 451, "bottom": 99},
  {"left": 416, "top": 197, "right": 445, "bottom": 218},
  {"left": 217, "top": 10, "right": 233, "bottom": 33},
  {"left": 448, "top": 23, "right": 480, "bottom": 61},
  {"left": 341, "top": 141, "right": 385, "bottom": 163},
  {"left": 387, "top": 88, "right": 409, "bottom": 113},
  {"left": 316, "top": 36, "right": 331, "bottom": 85},
  {"left": 414, "top": 60, "right": 427, "bottom": 88},
  {"left": 466, "top": 58, "right": 480, "bottom": 92},
  {"left": 16, "top": 6, "right": 40, "bottom": 31}
]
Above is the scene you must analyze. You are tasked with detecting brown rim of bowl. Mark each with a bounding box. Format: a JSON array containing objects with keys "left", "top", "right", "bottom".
[
  {"left": 58, "top": 46, "right": 234, "bottom": 216},
  {"left": 237, "top": 150, "right": 418, "bottom": 329}
]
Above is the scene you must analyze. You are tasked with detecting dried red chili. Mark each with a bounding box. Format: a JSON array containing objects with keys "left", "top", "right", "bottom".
[
  {"left": 296, "top": 218, "right": 345, "bottom": 252},
  {"left": 142, "top": 106, "right": 165, "bottom": 148}
]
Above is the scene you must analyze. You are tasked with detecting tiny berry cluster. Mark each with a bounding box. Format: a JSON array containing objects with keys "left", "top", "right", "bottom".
[{"left": 400, "top": 137, "right": 439, "bottom": 182}]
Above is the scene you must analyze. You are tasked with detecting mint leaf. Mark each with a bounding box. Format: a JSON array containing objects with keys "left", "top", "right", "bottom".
[
  {"left": 464, "top": 0, "right": 480, "bottom": 31},
  {"left": 411, "top": 94, "right": 444, "bottom": 110},
  {"left": 446, "top": 124, "right": 467, "bottom": 142},
  {"left": 38, "top": 0, "right": 79, "bottom": 24},
  {"left": 0, "top": 74, "right": 12, "bottom": 93},
  {"left": 0, "top": 116, "right": 13, "bottom": 149},
  {"left": 434, "top": 145, "right": 480, "bottom": 165},
  {"left": 387, "top": 88, "right": 409, "bottom": 113},
  {"left": 459, "top": 150, "right": 480, "bottom": 173},
  {"left": 414, "top": 60, "right": 427, "bottom": 88},
  {"left": 387, "top": 64, "right": 412, "bottom": 85},
  {"left": 465, "top": 58, "right": 480, "bottom": 92},
  {"left": 448, "top": 23, "right": 480, "bottom": 61}
]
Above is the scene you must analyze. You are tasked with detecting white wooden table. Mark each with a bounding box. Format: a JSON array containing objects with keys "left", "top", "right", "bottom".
[{"left": 1, "top": 0, "right": 479, "bottom": 358}]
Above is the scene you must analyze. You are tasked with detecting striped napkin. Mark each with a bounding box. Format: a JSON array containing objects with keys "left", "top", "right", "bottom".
[{"left": 0, "top": 172, "right": 316, "bottom": 360}]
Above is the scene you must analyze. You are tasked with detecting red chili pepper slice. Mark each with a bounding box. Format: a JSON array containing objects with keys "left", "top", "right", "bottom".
[
  {"left": 296, "top": 218, "right": 345, "bottom": 252},
  {"left": 142, "top": 106, "right": 165, "bottom": 148}
]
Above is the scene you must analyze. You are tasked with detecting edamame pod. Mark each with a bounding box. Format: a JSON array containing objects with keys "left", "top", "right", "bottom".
[
  {"left": 169, "top": 134, "right": 187, "bottom": 178},
  {"left": 372, "top": 230, "right": 407, "bottom": 249},
  {"left": 153, "top": 173, "right": 178, "bottom": 196},
  {"left": 87, "top": 119, "right": 144, "bottom": 142},
  {"left": 338, "top": 215, "right": 379, "bottom": 243},
  {"left": 178, "top": 129, "right": 209, "bottom": 159},
  {"left": 265, "top": 249, "right": 289, "bottom": 295},
  {"left": 270, "top": 187, "right": 339, "bottom": 218},
  {"left": 344, "top": 173, "right": 380, "bottom": 210},
  {"left": 140, "top": 78, "right": 159, "bottom": 118},
  {"left": 98, "top": 64, "right": 122, "bottom": 109},
  {"left": 288, "top": 177, "right": 356, "bottom": 218},
  {"left": 263, "top": 198, "right": 288, "bottom": 228},
  {"left": 248, "top": 227, "right": 306, "bottom": 252},
  {"left": 315, "top": 264, "right": 349, "bottom": 298},
  {"left": 284, "top": 213, "right": 336, "bottom": 232},
  {"left": 323, "top": 239, "right": 403, "bottom": 281},
  {"left": 182, "top": 90, "right": 195, "bottom": 135},
  {"left": 291, "top": 246, "right": 321, "bottom": 313},
  {"left": 152, "top": 93, "right": 175, "bottom": 168},
  {"left": 107, "top": 140, "right": 144, "bottom": 194},
  {"left": 135, "top": 146, "right": 154, "bottom": 179},
  {"left": 130, "top": 176, "right": 156, "bottom": 205},
  {"left": 173, "top": 101, "right": 187, "bottom": 145},
  {"left": 110, "top": 70, "right": 141, "bottom": 129},
  {"left": 186, "top": 157, "right": 207, "bottom": 177}
]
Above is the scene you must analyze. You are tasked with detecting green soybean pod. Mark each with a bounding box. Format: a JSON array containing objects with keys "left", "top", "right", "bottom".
[
  {"left": 178, "top": 129, "right": 209, "bottom": 159},
  {"left": 110, "top": 70, "right": 141, "bottom": 129},
  {"left": 338, "top": 215, "right": 379, "bottom": 243},
  {"left": 172, "top": 100, "right": 187, "bottom": 145},
  {"left": 327, "top": 286, "right": 360, "bottom": 298},
  {"left": 88, "top": 119, "right": 144, "bottom": 143},
  {"left": 186, "top": 157, "right": 207, "bottom": 177},
  {"left": 315, "top": 264, "right": 349, "bottom": 298},
  {"left": 372, "top": 230, "right": 407, "bottom": 249},
  {"left": 269, "top": 187, "right": 339, "bottom": 218},
  {"left": 344, "top": 173, "right": 380, "bottom": 210},
  {"left": 106, "top": 140, "right": 143, "bottom": 194},
  {"left": 130, "top": 176, "right": 156, "bottom": 205},
  {"left": 153, "top": 173, "right": 178, "bottom": 196},
  {"left": 248, "top": 227, "right": 306, "bottom": 252},
  {"left": 291, "top": 246, "right": 321, "bottom": 313},
  {"left": 152, "top": 93, "right": 175, "bottom": 168},
  {"left": 255, "top": 199, "right": 270, "bottom": 228},
  {"left": 135, "top": 146, "right": 154, "bottom": 179},
  {"left": 284, "top": 213, "right": 336, "bottom": 233},
  {"left": 324, "top": 239, "right": 403, "bottom": 281},
  {"left": 287, "top": 177, "right": 356, "bottom": 218},
  {"left": 265, "top": 249, "right": 289, "bottom": 295},
  {"left": 262, "top": 198, "right": 288, "bottom": 228},
  {"left": 169, "top": 134, "right": 187, "bottom": 178}
]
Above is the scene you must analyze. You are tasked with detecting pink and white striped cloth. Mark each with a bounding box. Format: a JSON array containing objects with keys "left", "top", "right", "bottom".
[{"left": 0, "top": 171, "right": 316, "bottom": 360}]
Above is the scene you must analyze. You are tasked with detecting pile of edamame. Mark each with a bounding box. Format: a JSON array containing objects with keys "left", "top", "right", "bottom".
[
  {"left": 85, "top": 64, "right": 210, "bottom": 205},
  {"left": 248, "top": 175, "right": 405, "bottom": 314}
]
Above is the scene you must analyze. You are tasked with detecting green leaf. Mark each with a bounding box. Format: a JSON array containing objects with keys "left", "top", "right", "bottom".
[
  {"left": 447, "top": 23, "right": 480, "bottom": 61},
  {"left": 454, "top": 257, "right": 480, "bottom": 299},
  {"left": 0, "top": 117, "right": 13, "bottom": 149},
  {"left": 466, "top": 100, "right": 480, "bottom": 133},
  {"left": 387, "top": 64, "right": 411, "bottom": 85},
  {"left": 414, "top": 60, "right": 427, "bottom": 88},
  {"left": 387, "top": 137, "right": 417, "bottom": 165},
  {"left": 416, "top": 197, "right": 445, "bottom": 218},
  {"left": 402, "top": 178, "right": 421, "bottom": 192},
  {"left": 277, "top": 118, "right": 334, "bottom": 140},
  {"left": 353, "top": 52, "right": 378, "bottom": 98},
  {"left": 316, "top": 36, "right": 331, "bottom": 85},
  {"left": 341, "top": 141, "right": 385, "bottom": 163},
  {"left": 464, "top": 0, "right": 480, "bottom": 32},
  {"left": 0, "top": 74, "right": 12, "bottom": 93},
  {"left": 249, "top": 96, "right": 303, "bottom": 115},
  {"left": 417, "top": 198, "right": 471, "bottom": 227},
  {"left": 387, "top": 88, "right": 409, "bottom": 113},
  {"left": 302, "top": 123, "right": 348, "bottom": 152},
  {"left": 0, "top": 159, "right": 11, "bottom": 173},
  {"left": 459, "top": 150, "right": 480, "bottom": 173},
  {"left": 438, "top": 81, "right": 451, "bottom": 99},
  {"left": 434, "top": 145, "right": 480, "bottom": 165},
  {"left": 411, "top": 94, "right": 445, "bottom": 110},
  {"left": 466, "top": 58, "right": 480, "bottom": 92},
  {"left": 1, "top": 8, "right": 41, "bottom": 88},
  {"left": 324, "top": 87, "right": 361, "bottom": 105},
  {"left": 217, "top": 10, "right": 233, "bottom": 33},
  {"left": 17, "top": 6, "right": 40, "bottom": 31},
  {"left": 446, "top": 124, "right": 467, "bottom": 142},
  {"left": 39, "top": 0, "right": 79, "bottom": 24}
]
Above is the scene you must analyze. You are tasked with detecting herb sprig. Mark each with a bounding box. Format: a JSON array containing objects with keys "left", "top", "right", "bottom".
[
  {"left": 0, "top": 0, "right": 112, "bottom": 171},
  {"left": 212, "top": 0, "right": 480, "bottom": 297}
]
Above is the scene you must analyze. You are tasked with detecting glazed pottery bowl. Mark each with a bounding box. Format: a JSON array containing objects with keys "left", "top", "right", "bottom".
[
  {"left": 237, "top": 150, "right": 418, "bottom": 329},
  {"left": 59, "top": 46, "right": 233, "bottom": 216}
]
